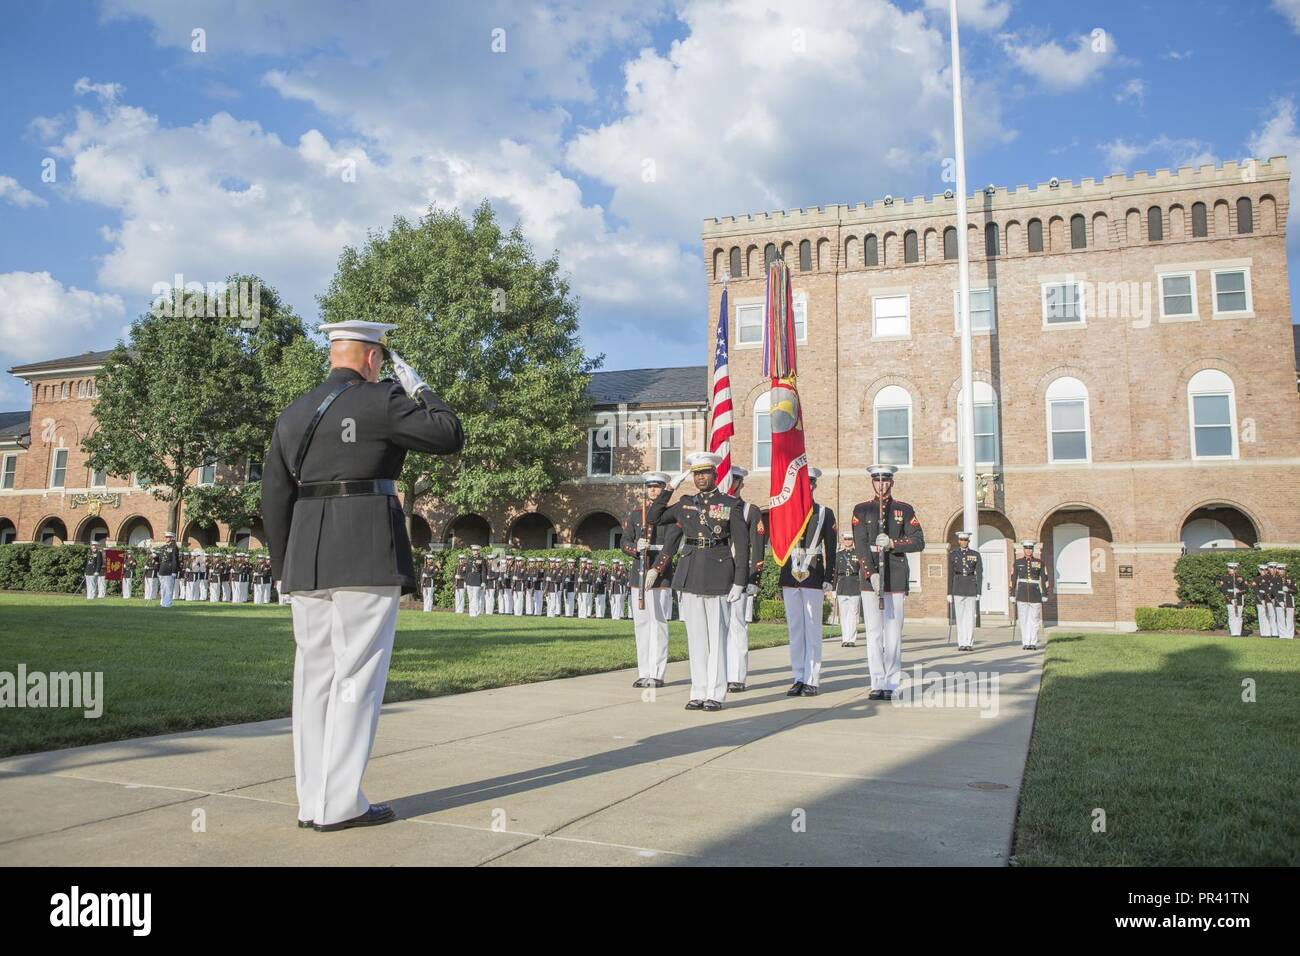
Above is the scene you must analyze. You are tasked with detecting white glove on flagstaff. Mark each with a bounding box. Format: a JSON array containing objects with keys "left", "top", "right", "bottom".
[
  {"left": 644, "top": 568, "right": 658, "bottom": 590},
  {"left": 670, "top": 469, "right": 691, "bottom": 490},
  {"left": 389, "top": 349, "right": 427, "bottom": 400},
  {"left": 745, "top": 583, "right": 758, "bottom": 596},
  {"left": 875, "top": 532, "right": 892, "bottom": 551},
  {"left": 726, "top": 584, "right": 744, "bottom": 603},
  {"left": 636, "top": 537, "right": 649, "bottom": 554}
]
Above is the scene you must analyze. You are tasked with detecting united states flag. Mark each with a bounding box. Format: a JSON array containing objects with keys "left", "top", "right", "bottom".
[{"left": 710, "top": 285, "right": 734, "bottom": 494}]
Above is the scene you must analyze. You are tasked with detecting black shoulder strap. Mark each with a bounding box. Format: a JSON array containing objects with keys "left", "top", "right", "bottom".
[{"left": 291, "top": 379, "right": 358, "bottom": 484}]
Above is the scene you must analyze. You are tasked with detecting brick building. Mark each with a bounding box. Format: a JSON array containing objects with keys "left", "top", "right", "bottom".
[{"left": 701, "top": 156, "right": 1298, "bottom": 628}]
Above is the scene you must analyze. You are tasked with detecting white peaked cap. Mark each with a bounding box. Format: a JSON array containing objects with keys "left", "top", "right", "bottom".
[
  {"left": 687, "top": 451, "right": 722, "bottom": 472},
  {"left": 868, "top": 464, "right": 898, "bottom": 478},
  {"left": 730, "top": 465, "right": 749, "bottom": 480},
  {"left": 319, "top": 320, "right": 396, "bottom": 345},
  {"left": 642, "top": 471, "right": 670, "bottom": 485},
  {"left": 956, "top": 531, "right": 972, "bottom": 539},
  {"left": 808, "top": 466, "right": 822, "bottom": 480},
  {"left": 1020, "top": 540, "right": 1036, "bottom": 548}
]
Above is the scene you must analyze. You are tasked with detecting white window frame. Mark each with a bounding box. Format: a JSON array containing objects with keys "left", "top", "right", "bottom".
[
  {"left": 1, "top": 453, "right": 16, "bottom": 490},
  {"left": 49, "top": 447, "right": 68, "bottom": 488},
  {"left": 1157, "top": 270, "right": 1198, "bottom": 322},
  {"left": 953, "top": 288, "right": 996, "bottom": 335},
  {"left": 872, "top": 294, "right": 911, "bottom": 340},
  {"left": 734, "top": 295, "right": 807, "bottom": 349},
  {"left": 1052, "top": 522, "right": 1093, "bottom": 594},
  {"left": 657, "top": 422, "right": 682, "bottom": 473},
  {"left": 1210, "top": 267, "right": 1253, "bottom": 318},
  {"left": 1187, "top": 369, "right": 1239, "bottom": 461},
  {"left": 1045, "top": 378, "right": 1091, "bottom": 464},
  {"left": 957, "top": 382, "right": 999, "bottom": 468},
  {"left": 1041, "top": 281, "right": 1086, "bottom": 328},
  {"left": 753, "top": 393, "right": 771, "bottom": 471},
  {"left": 873, "top": 386, "right": 913, "bottom": 468},
  {"left": 586, "top": 426, "right": 613, "bottom": 478}
]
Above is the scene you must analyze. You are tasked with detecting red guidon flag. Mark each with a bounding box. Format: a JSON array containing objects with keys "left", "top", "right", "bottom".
[
  {"left": 761, "top": 258, "right": 812, "bottom": 566},
  {"left": 104, "top": 548, "right": 125, "bottom": 581}
]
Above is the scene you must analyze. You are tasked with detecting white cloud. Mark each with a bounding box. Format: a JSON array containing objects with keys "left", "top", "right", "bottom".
[
  {"left": 1099, "top": 135, "right": 1218, "bottom": 173},
  {"left": 73, "top": 77, "right": 123, "bottom": 102},
  {"left": 1272, "top": 0, "right": 1300, "bottom": 33},
  {"left": 1162, "top": 49, "right": 1192, "bottom": 61},
  {"left": 922, "top": 0, "right": 1011, "bottom": 31},
  {"left": 0, "top": 176, "right": 46, "bottom": 208},
  {"left": 0, "top": 272, "right": 125, "bottom": 366},
  {"left": 1247, "top": 98, "right": 1300, "bottom": 250},
  {"left": 1003, "top": 29, "right": 1117, "bottom": 91},
  {"left": 1114, "top": 78, "right": 1146, "bottom": 107}
]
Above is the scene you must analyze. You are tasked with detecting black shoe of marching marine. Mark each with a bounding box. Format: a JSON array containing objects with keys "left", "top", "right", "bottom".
[
  {"left": 786, "top": 681, "right": 805, "bottom": 697},
  {"left": 653, "top": 679, "right": 665, "bottom": 688},
  {"left": 297, "top": 819, "right": 314, "bottom": 829},
  {"left": 314, "top": 804, "right": 395, "bottom": 832},
  {"left": 800, "top": 684, "right": 819, "bottom": 697},
  {"left": 632, "top": 678, "right": 648, "bottom": 688},
  {"left": 703, "top": 700, "right": 723, "bottom": 711},
  {"left": 685, "top": 699, "right": 704, "bottom": 711},
  {"left": 868, "top": 689, "right": 886, "bottom": 701},
  {"left": 727, "top": 682, "right": 745, "bottom": 693}
]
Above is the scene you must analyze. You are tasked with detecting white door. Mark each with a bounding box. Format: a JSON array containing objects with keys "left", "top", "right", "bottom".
[{"left": 978, "top": 524, "right": 1008, "bottom": 615}]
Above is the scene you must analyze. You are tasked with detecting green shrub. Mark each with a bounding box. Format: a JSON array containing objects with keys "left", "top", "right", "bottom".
[
  {"left": 25, "top": 544, "right": 92, "bottom": 594},
  {"left": 758, "top": 597, "right": 785, "bottom": 621},
  {"left": 1135, "top": 606, "right": 1215, "bottom": 632},
  {"left": 0, "top": 543, "right": 36, "bottom": 590},
  {"left": 1174, "top": 549, "right": 1299, "bottom": 632}
]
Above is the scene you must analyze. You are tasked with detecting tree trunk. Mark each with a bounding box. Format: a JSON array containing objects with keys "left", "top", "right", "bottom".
[{"left": 168, "top": 489, "right": 182, "bottom": 536}]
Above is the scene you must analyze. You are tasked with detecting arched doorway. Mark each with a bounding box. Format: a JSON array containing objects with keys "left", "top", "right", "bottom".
[
  {"left": 1180, "top": 505, "right": 1258, "bottom": 552},
  {"left": 182, "top": 521, "right": 217, "bottom": 550},
  {"left": 574, "top": 511, "right": 621, "bottom": 551},
  {"left": 117, "top": 515, "right": 155, "bottom": 547},
  {"left": 444, "top": 514, "right": 491, "bottom": 548},
  {"left": 1040, "top": 507, "right": 1115, "bottom": 625},
  {"left": 34, "top": 517, "right": 67, "bottom": 546},
  {"left": 0, "top": 517, "right": 16, "bottom": 545},
  {"left": 943, "top": 510, "right": 1014, "bottom": 615},
  {"left": 409, "top": 515, "right": 433, "bottom": 550},
  {"left": 75, "top": 515, "right": 110, "bottom": 544},
  {"left": 509, "top": 512, "right": 557, "bottom": 550}
]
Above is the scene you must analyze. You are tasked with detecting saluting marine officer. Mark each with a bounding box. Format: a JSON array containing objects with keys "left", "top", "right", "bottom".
[
  {"left": 623, "top": 472, "right": 675, "bottom": 688},
  {"left": 947, "top": 531, "right": 983, "bottom": 650},
  {"left": 84, "top": 542, "right": 105, "bottom": 600},
  {"left": 834, "top": 531, "right": 862, "bottom": 647},
  {"left": 261, "top": 319, "right": 463, "bottom": 832},
  {"left": 1216, "top": 561, "right": 1247, "bottom": 637},
  {"left": 780, "top": 466, "right": 836, "bottom": 697},
  {"left": 1010, "top": 541, "right": 1050, "bottom": 649},
  {"left": 157, "top": 531, "right": 179, "bottom": 607},
  {"left": 647, "top": 451, "right": 749, "bottom": 711},
  {"left": 851, "top": 464, "right": 925, "bottom": 700}
]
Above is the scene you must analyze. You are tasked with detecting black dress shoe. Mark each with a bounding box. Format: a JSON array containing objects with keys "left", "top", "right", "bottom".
[
  {"left": 703, "top": 700, "right": 723, "bottom": 711},
  {"left": 632, "top": 678, "right": 647, "bottom": 688},
  {"left": 297, "top": 819, "right": 315, "bottom": 829},
  {"left": 684, "top": 699, "right": 704, "bottom": 711},
  {"left": 868, "top": 689, "right": 886, "bottom": 700},
  {"left": 880, "top": 690, "right": 894, "bottom": 701},
  {"left": 314, "top": 804, "right": 396, "bottom": 832},
  {"left": 786, "top": 681, "right": 805, "bottom": 697},
  {"left": 800, "top": 684, "right": 819, "bottom": 696},
  {"left": 653, "top": 679, "right": 665, "bottom": 688},
  {"left": 727, "top": 682, "right": 746, "bottom": 693}
]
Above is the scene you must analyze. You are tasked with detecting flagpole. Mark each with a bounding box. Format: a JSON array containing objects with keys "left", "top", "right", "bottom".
[{"left": 950, "top": 0, "right": 978, "bottom": 541}]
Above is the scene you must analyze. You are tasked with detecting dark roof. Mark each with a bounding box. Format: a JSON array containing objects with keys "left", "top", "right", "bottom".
[
  {"left": 0, "top": 410, "right": 30, "bottom": 439},
  {"left": 586, "top": 366, "right": 707, "bottom": 406},
  {"left": 7, "top": 349, "right": 117, "bottom": 375}
]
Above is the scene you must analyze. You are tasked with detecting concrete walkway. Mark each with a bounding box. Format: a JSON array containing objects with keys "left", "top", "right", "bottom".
[{"left": 0, "top": 624, "right": 1043, "bottom": 866}]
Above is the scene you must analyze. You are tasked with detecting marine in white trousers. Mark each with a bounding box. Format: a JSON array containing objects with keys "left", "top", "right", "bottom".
[
  {"left": 422, "top": 586, "right": 434, "bottom": 612},
  {"left": 595, "top": 593, "right": 606, "bottom": 618},
  {"left": 533, "top": 590, "right": 543, "bottom": 615},
  {"left": 501, "top": 590, "right": 512, "bottom": 615},
  {"left": 783, "top": 587, "right": 824, "bottom": 688},
  {"left": 1017, "top": 601, "right": 1043, "bottom": 647},
  {"left": 1281, "top": 607, "right": 1295, "bottom": 639},
  {"left": 97, "top": 575, "right": 106, "bottom": 598},
  {"left": 564, "top": 591, "right": 576, "bottom": 617},
  {"left": 122, "top": 578, "right": 133, "bottom": 600},
  {"left": 632, "top": 588, "right": 672, "bottom": 682},
  {"left": 727, "top": 593, "right": 751, "bottom": 684},
  {"left": 610, "top": 593, "right": 625, "bottom": 620},
  {"left": 234, "top": 581, "right": 249, "bottom": 603},
  {"left": 222, "top": 579, "right": 232, "bottom": 602},
  {"left": 467, "top": 585, "right": 482, "bottom": 617},
  {"left": 454, "top": 586, "right": 465, "bottom": 613},
  {"left": 863, "top": 589, "right": 905, "bottom": 692},
  {"left": 84, "top": 575, "right": 99, "bottom": 599},
  {"left": 483, "top": 588, "right": 495, "bottom": 615},
  {"left": 1227, "top": 604, "right": 1244, "bottom": 636},
  {"left": 159, "top": 574, "right": 176, "bottom": 607},
  {"left": 578, "top": 592, "right": 591, "bottom": 618},
  {"left": 513, "top": 589, "right": 525, "bottom": 616},
  {"left": 290, "top": 586, "right": 400, "bottom": 827},
  {"left": 952, "top": 595, "right": 978, "bottom": 648},
  {"left": 680, "top": 593, "right": 729, "bottom": 702},
  {"left": 144, "top": 576, "right": 158, "bottom": 601},
  {"left": 836, "top": 595, "right": 861, "bottom": 644},
  {"left": 209, "top": 579, "right": 221, "bottom": 602}
]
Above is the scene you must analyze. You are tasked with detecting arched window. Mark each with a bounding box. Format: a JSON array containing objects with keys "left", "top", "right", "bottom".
[
  {"left": 1191, "top": 202, "right": 1207, "bottom": 237},
  {"left": 1147, "top": 206, "right": 1163, "bottom": 241},
  {"left": 943, "top": 227, "right": 957, "bottom": 260},
  {"left": 1027, "top": 218, "right": 1044, "bottom": 253},
  {"left": 957, "top": 381, "right": 999, "bottom": 466},
  {"left": 873, "top": 385, "right": 912, "bottom": 467},
  {"left": 753, "top": 393, "right": 772, "bottom": 470},
  {"left": 729, "top": 247, "right": 742, "bottom": 280},
  {"left": 1070, "top": 214, "right": 1086, "bottom": 249},
  {"left": 764, "top": 243, "right": 777, "bottom": 268},
  {"left": 1045, "top": 377, "right": 1090, "bottom": 463},
  {"left": 77, "top": 381, "right": 85, "bottom": 398},
  {"left": 864, "top": 234, "right": 879, "bottom": 267},
  {"left": 984, "top": 222, "right": 999, "bottom": 256},
  {"left": 1236, "top": 197, "right": 1253, "bottom": 234},
  {"left": 903, "top": 230, "right": 918, "bottom": 263},
  {"left": 799, "top": 239, "right": 812, "bottom": 271},
  {"left": 1187, "top": 369, "right": 1237, "bottom": 459}
]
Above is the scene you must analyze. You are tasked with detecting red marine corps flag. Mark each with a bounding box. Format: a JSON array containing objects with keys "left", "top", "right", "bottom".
[{"left": 761, "top": 257, "right": 812, "bottom": 566}]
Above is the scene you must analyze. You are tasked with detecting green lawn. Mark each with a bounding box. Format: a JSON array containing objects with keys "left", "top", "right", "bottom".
[
  {"left": 0, "top": 592, "right": 791, "bottom": 758},
  {"left": 1013, "top": 632, "right": 1300, "bottom": 866}
]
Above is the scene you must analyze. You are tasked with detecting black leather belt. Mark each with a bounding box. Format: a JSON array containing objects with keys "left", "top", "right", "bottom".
[
  {"left": 684, "top": 536, "right": 728, "bottom": 547},
  {"left": 297, "top": 479, "right": 398, "bottom": 499}
]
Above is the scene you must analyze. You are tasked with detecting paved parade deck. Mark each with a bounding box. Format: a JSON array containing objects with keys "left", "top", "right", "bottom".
[{"left": 0, "top": 624, "right": 1043, "bottom": 866}]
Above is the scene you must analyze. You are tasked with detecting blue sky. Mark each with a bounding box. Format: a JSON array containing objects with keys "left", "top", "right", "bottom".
[{"left": 1, "top": 0, "right": 1298, "bottom": 408}]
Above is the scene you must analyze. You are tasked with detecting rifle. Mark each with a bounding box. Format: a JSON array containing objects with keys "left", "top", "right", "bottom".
[
  {"left": 877, "top": 495, "right": 888, "bottom": 611},
  {"left": 638, "top": 498, "right": 648, "bottom": 611},
  {"left": 946, "top": 596, "right": 953, "bottom": 646}
]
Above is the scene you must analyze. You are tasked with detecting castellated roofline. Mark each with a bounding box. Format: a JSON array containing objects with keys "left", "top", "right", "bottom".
[{"left": 702, "top": 155, "right": 1290, "bottom": 237}]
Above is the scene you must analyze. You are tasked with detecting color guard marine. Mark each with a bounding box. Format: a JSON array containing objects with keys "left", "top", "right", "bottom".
[
  {"left": 1216, "top": 561, "right": 1247, "bottom": 636},
  {"left": 1010, "top": 540, "right": 1050, "bottom": 650},
  {"left": 726, "top": 465, "right": 767, "bottom": 692},
  {"left": 779, "top": 466, "right": 835, "bottom": 697},
  {"left": 947, "top": 531, "right": 983, "bottom": 650}
]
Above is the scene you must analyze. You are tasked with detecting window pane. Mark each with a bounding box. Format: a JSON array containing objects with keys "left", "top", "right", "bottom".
[
  {"left": 736, "top": 304, "right": 762, "bottom": 344},
  {"left": 2, "top": 457, "right": 15, "bottom": 489},
  {"left": 874, "top": 295, "right": 908, "bottom": 337},
  {"left": 1161, "top": 275, "right": 1193, "bottom": 315},
  {"left": 1192, "top": 394, "right": 1231, "bottom": 426},
  {"left": 755, "top": 411, "right": 772, "bottom": 468},
  {"left": 755, "top": 440, "right": 771, "bottom": 470},
  {"left": 1028, "top": 220, "right": 1043, "bottom": 252},
  {"left": 1194, "top": 425, "right": 1233, "bottom": 457},
  {"left": 1053, "top": 524, "right": 1091, "bottom": 587},
  {"left": 660, "top": 448, "right": 680, "bottom": 472},
  {"left": 865, "top": 235, "right": 878, "bottom": 267},
  {"left": 794, "top": 299, "right": 807, "bottom": 342},
  {"left": 92, "top": 469, "right": 106, "bottom": 487},
  {"left": 1045, "top": 283, "right": 1080, "bottom": 323},
  {"left": 1051, "top": 431, "right": 1087, "bottom": 461},
  {"left": 974, "top": 403, "right": 995, "bottom": 434},
  {"left": 1050, "top": 400, "right": 1085, "bottom": 431},
  {"left": 1216, "top": 289, "right": 1247, "bottom": 312},
  {"left": 877, "top": 407, "right": 909, "bottom": 437},
  {"left": 878, "top": 436, "right": 910, "bottom": 465},
  {"left": 1216, "top": 271, "right": 1245, "bottom": 293},
  {"left": 975, "top": 434, "right": 996, "bottom": 463}
]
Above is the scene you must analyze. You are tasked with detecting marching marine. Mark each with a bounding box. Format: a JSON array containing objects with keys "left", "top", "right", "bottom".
[
  {"left": 947, "top": 531, "right": 983, "bottom": 650},
  {"left": 1010, "top": 541, "right": 1050, "bottom": 650},
  {"left": 779, "top": 466, "right": 835, "bottom": 697}
]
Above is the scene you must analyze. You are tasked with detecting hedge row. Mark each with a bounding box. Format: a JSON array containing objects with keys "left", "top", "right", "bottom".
[
  {"left": 1174, "top": 549, "right": 1299, "bottom": 632},
  {"left": 1135, "top": 606, "right": 1215, "bottom": 632}
]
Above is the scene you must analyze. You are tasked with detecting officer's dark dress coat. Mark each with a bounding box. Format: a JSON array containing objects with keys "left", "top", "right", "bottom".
[
  {"left": 261, "top": 367, "right": 463, "bottom": 595},
  {"left": 948, "top": 547, "right": 983, "bottom": 597},
  {"left": 651, "top": 487, "right": 750, "bottom": 596},
  {"left": 851, "top": 496, "right": 925, "bottom": 594}
]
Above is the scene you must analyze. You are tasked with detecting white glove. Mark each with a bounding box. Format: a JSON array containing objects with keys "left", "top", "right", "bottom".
[
  {"left": 670, "top": 469, "right": 691, "bottom": 490},
  {"left": 822, "top": 583, "right": 833, "bottom": 594},
  {"left": 727, "top": 584, "right": 744, "bottom": 603},
  {"left": 389, "top": 349, "right": 426, "bottom": 400},
  {"left": 875, "top": 533, "right": 892, "bottom": 551},
  {"left": 868, "top": 573, "right": 881, "bottom": 592},
  {"left": 947, "top": 595, "right": 953, "bottom": 604},
  {"left": 644, "top": 568, "right": 658, "bottom": 590},
  {"left": 636, "top": 537, "right": 649, "bottom": 554},
  {"left": 745, "top": 583, "right": 758, "bottom": 597}
]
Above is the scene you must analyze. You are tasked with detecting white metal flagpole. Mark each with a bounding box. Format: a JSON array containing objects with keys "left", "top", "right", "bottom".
[{"left": 950, "top": 0, "right": 978, "bottom": 540}]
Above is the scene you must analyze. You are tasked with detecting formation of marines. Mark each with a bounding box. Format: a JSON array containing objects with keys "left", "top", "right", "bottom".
[
  {"left": 1217, "top": 560, "right": 1296, "bottom": 638},
  {"left": 438, "top": 544, "right": 633, "bottom": 620}
]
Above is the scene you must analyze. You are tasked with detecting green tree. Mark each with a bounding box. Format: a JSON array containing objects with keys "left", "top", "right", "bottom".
[
  {"left": 85, "top": 276, "right": 316, "bottom": 537},
  {"left": 318, "top": 202, "right": 599, "bottom": 532}
]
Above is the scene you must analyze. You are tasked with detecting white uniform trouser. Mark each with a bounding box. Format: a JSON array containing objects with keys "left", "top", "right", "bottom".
[
  {"left": 290, "top": 586, "right": 400, "bottom": 827},
  {"left": 454, "top": 586, "right": 465, "bottom": 614},
  {"left": 1281, "top": 607, "right": 1295, "bottom": 639},
  {"left": 596, "top": 593, "right": 606, "bottom": 618},
  {"left": 235, "top": 582, "right": 249, "bottom": 603},
  {"left": 122, "top": 578, "right": 133, "bottom": 600},
  {"left": 745, "top": 594, "right": 755, "bottom": 624},
  {"left": 783, "top": 587, "right": 823, "bottom": 687},
  {"left": 222, "top": 581, "right": 232, "bottom": 602},
  {"left": 279, "top": 585, "right": 291, "bottom": 605},
  {"left": 209, "top": 580, "right": 220, "bottom": 602},
  {"left": 1017, "top": 601, "right": 1043, "bottom": 647},
  {"left": 1227, "top": 604, "right": 1244, "bottom": 636},
  {"left": 160, "top": 574, "right": 176, "bottom": 608},
  {"left": 1255, "top": 603, "right": 1272, "bottom": 636},
  {"left": 727, "top": 592, "right": 751, "bottom": 684},
  {"left": 952, "top": 595, "right": 978, "bottom": 647},
  {"left": 633, "top": 588, "right": 672, "bottom": 681},
  {"left": 513, "top": 589, "right": 525, "bottom": 616},
  {"left": 467, "top": 586, "right": 482, "bottom": 616},
  {"left": 578, "top": 593, "right": 591, "bottom": 618},
  {"left": 863, "top": 589, "right": 906, "bottom": 691},
  {"left": 96, "top": 575, "right": 106, "bottom": 598},
  {"left": 85, "top": 575, "right": 97, "bottom": 599},
  {"left": 546, "top": 592, "right": 559, "bottom": 617},
  {"left": 144, "top": 577, "right": 157, "bottom": 601},
  {"left": 611, "top": 594, "right": 625, "bottom": 620},
  {"left": 501, "top": 590, "right": 512, "bottom": 615},
  {"left": 533, "top": 590, "right": 543, "bottom": 615},
  {"left": 836, "top": 594, "right": 861, "bottom": 643},
  {"left": 564, "top": 592, "right": 576, "bottom": 616},
  {"left": 422, "top": 587, "right": 434, "bottom": 612},
  {"left": 680, "top": 592, "right": 729, "bottom": 702},
  {"left": 484, "top": 588, "right": 495, "bottom": 615}
]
